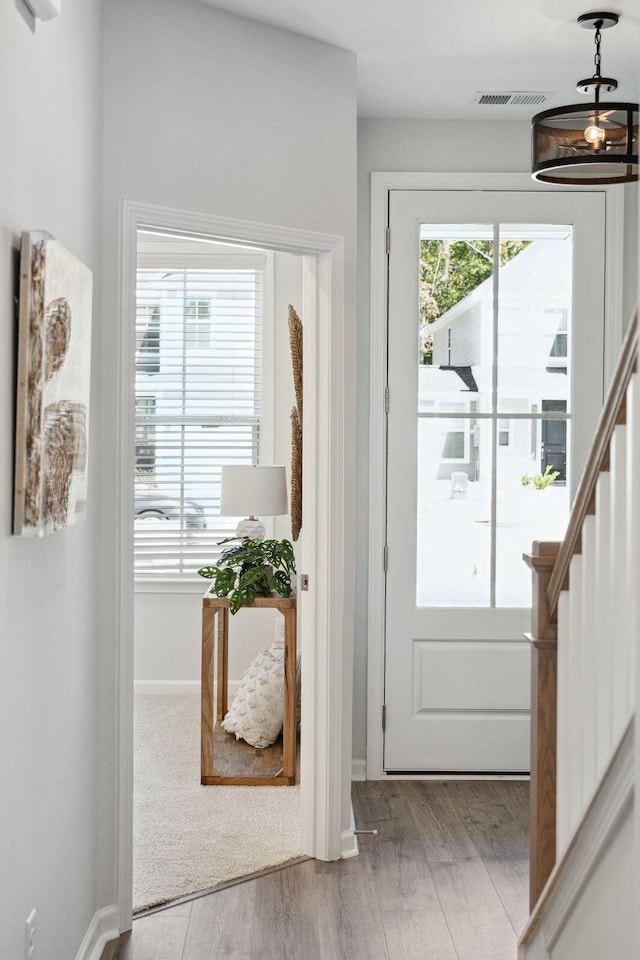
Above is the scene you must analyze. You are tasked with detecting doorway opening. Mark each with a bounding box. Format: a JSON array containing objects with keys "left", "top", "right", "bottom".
[
  {"left": 114, "top": 202, "right": 353, "bottom": 933},
  {"left": 132, "top": 228, "right": 305, "bottom": 912}
]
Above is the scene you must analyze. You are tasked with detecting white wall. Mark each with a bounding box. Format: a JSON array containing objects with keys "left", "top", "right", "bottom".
[
  {"left": 553, "top": 795, "right": 635, "bottom": 959},
  {"left": 101, "top": 0, "right": 357, "bottom": 886},
  {"left": 135, "top": 595, "right": 282, "bottom": 693},
  {"left": 522, "top": 800, "right": 636, "bottom": 960},
  {"left": 0, "top": 2, "right": 103, "bottom": 959},
  {"left": 135, "top": 249, "right": 301, "bottom": 691}
]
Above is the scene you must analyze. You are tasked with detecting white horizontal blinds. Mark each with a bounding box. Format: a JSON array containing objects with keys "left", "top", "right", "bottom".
[{"left": 134, "top": 262, "right": 263, "bottom": 578}]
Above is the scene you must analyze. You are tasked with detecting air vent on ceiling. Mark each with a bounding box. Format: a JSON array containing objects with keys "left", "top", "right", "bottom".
[{"left": 473, "top": 91, "right": 550, "bottom": 106}]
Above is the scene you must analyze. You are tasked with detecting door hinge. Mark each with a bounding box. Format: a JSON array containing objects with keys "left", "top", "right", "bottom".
[
  {"left": 383, "top": 544, "right": 388, "bottom": 573},
  {"left": 382, "top": 704, "right": 387, "bottom": 731},
  {"left": 385, "top": 227, "right": 391, "bottom": 255},
  {"left": 384, "top": 386, "right": 389, "bottom": 415}
]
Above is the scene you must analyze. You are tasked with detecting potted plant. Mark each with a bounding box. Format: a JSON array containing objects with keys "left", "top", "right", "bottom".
[{"left": 198, "top": 537, "right": 296, "bottom": 614}]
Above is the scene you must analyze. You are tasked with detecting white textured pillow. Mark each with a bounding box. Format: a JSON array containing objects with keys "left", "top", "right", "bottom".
[{"left": 222, "top": 647, "right": 284, "bottom": 748}]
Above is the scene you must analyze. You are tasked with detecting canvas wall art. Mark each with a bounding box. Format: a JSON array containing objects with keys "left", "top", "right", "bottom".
[{"left": 14, "top": 231, "right": 93, "bottom": 536}]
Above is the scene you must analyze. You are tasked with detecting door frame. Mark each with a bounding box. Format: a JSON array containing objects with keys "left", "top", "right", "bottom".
[
  {"left": 366, "top": 172, "right": 625, "bottom": 780},
  {"left": 114, "top": 200, "right": 355, "bottom": 931}
]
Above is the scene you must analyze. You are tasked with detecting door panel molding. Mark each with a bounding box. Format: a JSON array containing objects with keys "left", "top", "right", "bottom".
[
  {"left": 413, "top": 639, "right": 530, "bottom": 713},
  {"left": 384, "top": 715, "right": 531, "bottom": 773},
  {"left": 367, "top": 172, "right": 624, "bottom": 780}
]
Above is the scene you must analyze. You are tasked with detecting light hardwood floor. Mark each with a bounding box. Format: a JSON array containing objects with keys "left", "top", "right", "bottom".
[{"left": 103, "top": 779, "right": 529, "bottom": 960}]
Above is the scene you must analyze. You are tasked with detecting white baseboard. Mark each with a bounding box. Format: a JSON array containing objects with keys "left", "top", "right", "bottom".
[
  {"left": 75, "top": 905, "right": 119, "bottom": 960},
  {"left": 351, "top": 758, "right": 366, "bottom": 781},
  {"left": 373, "top": 771, "right": 530, "bottom": 781},
  {"left": 341, "top": 803, "right": 360, "bottom": 859},
  {"left": 135, "top": 681, "right": 240, "bottom": 697}
]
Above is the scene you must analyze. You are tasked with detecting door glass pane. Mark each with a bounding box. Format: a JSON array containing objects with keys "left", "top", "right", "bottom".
[
  {"left": 419, "top": 225, "right": 494, "bottom": 415},
  {"left": 495, "top": 421, "right": 570, "bottom": 606},
  {"left": 497, "top": 225, "right": 572, "bottom": 414},
  {"left": 414, "top": 222, "right": 573, "bottom": 609},
  {"left": 416, "top": 416, "right": 491, "bottom": 607}
]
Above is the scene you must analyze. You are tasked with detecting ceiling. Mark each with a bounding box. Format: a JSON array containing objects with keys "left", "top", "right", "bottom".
[{"left": 197, "top": 0, "right": 640, "bottom": 119}]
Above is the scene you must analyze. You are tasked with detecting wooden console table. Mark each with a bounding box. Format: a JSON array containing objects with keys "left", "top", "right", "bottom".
[{"left": 201, "top": 592, "right": 297, "bottom": 786}]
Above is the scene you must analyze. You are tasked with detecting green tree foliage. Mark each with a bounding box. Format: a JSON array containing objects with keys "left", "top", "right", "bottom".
[{"left": 419, "top": 239, "right": 529, "bottom": 364}]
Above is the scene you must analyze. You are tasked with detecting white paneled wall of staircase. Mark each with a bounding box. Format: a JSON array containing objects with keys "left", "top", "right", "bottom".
[
  {"left": 519, "top": 316, "right": 638, "bottom": 960},
  {"left": 557, "top": 382, "right": 637, "bottom": 853}
]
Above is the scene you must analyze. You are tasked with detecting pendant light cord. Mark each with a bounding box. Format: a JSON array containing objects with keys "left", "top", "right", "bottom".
[{"left": 592, "top": 20, "right": 603, "bottom": 101}]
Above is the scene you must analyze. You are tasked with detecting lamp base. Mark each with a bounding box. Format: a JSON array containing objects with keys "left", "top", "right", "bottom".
[{"left": 235, "top": 517, "right": 266, "bottom": 540}]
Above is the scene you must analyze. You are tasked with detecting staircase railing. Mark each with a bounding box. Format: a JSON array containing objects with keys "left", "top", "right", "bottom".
[{"left": 524, "top": 312, "right": 638, "bottom": 908}]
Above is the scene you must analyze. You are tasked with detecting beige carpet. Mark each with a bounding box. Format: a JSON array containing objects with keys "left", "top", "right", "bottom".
[{"left": 134, "top": 694, "right": 302, "bottom": 913}]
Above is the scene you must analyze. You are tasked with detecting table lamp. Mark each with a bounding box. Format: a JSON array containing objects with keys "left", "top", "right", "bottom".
[{"left": 220, "top": 465, "right": 288, "bottom": 540}]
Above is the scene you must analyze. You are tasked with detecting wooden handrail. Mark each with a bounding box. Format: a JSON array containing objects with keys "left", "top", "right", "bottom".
[{"left": 546, "top": 313, "right": 638, "bottom": 617}]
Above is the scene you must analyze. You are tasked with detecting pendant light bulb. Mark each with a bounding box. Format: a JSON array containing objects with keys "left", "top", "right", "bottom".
[{"left": 584, "top": 123, "right": 605, "bottom": 144}]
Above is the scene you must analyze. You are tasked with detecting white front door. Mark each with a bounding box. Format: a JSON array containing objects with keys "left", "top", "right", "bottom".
[{"left": 384, "top": 189, "right": 606, "bottom": 772}]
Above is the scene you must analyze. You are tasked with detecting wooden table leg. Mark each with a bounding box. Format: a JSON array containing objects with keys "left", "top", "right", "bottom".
[
  {"left": 282, "top": 607, "right": 297, "bottom": 780},
  {"left": 216, "top": 606, "right": 229, "bottom": 722},
  {"left": 201, "top": 602, "right": 215, "bottom": 782}
]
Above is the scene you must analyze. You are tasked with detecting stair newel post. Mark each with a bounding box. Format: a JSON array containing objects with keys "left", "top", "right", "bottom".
[{"left": 523, "top": 539, "right": 561, "bottom": 909}]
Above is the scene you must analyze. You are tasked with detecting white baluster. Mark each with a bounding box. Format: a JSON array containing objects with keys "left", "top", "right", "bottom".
[
  {"left": 566, "top": 552, "right": 584, "bottom": 836},
  {"left": 609, "top": 423, "right": 628, "bottom": 744},
  {"left": 580, "top": 514, "right": 597, "bottom": 807},
  {"left": 555, "top": 588, "right": 571, "bottom": 854},
  {"left": 626, "top": 373, "right": 639, "bottom": 711},
  {"left": 594, "top": 470, "right": 612, "bottom": 777}
]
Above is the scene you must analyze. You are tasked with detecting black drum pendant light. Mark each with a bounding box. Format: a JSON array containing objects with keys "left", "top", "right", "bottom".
[{"left": 531, "top": 12, "right": 638, "bottom": 185}]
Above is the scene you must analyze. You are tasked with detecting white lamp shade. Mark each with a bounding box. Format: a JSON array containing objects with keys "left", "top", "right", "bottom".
[{"left": 220, "top": 465, "right": 288, "bottom": 517}]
